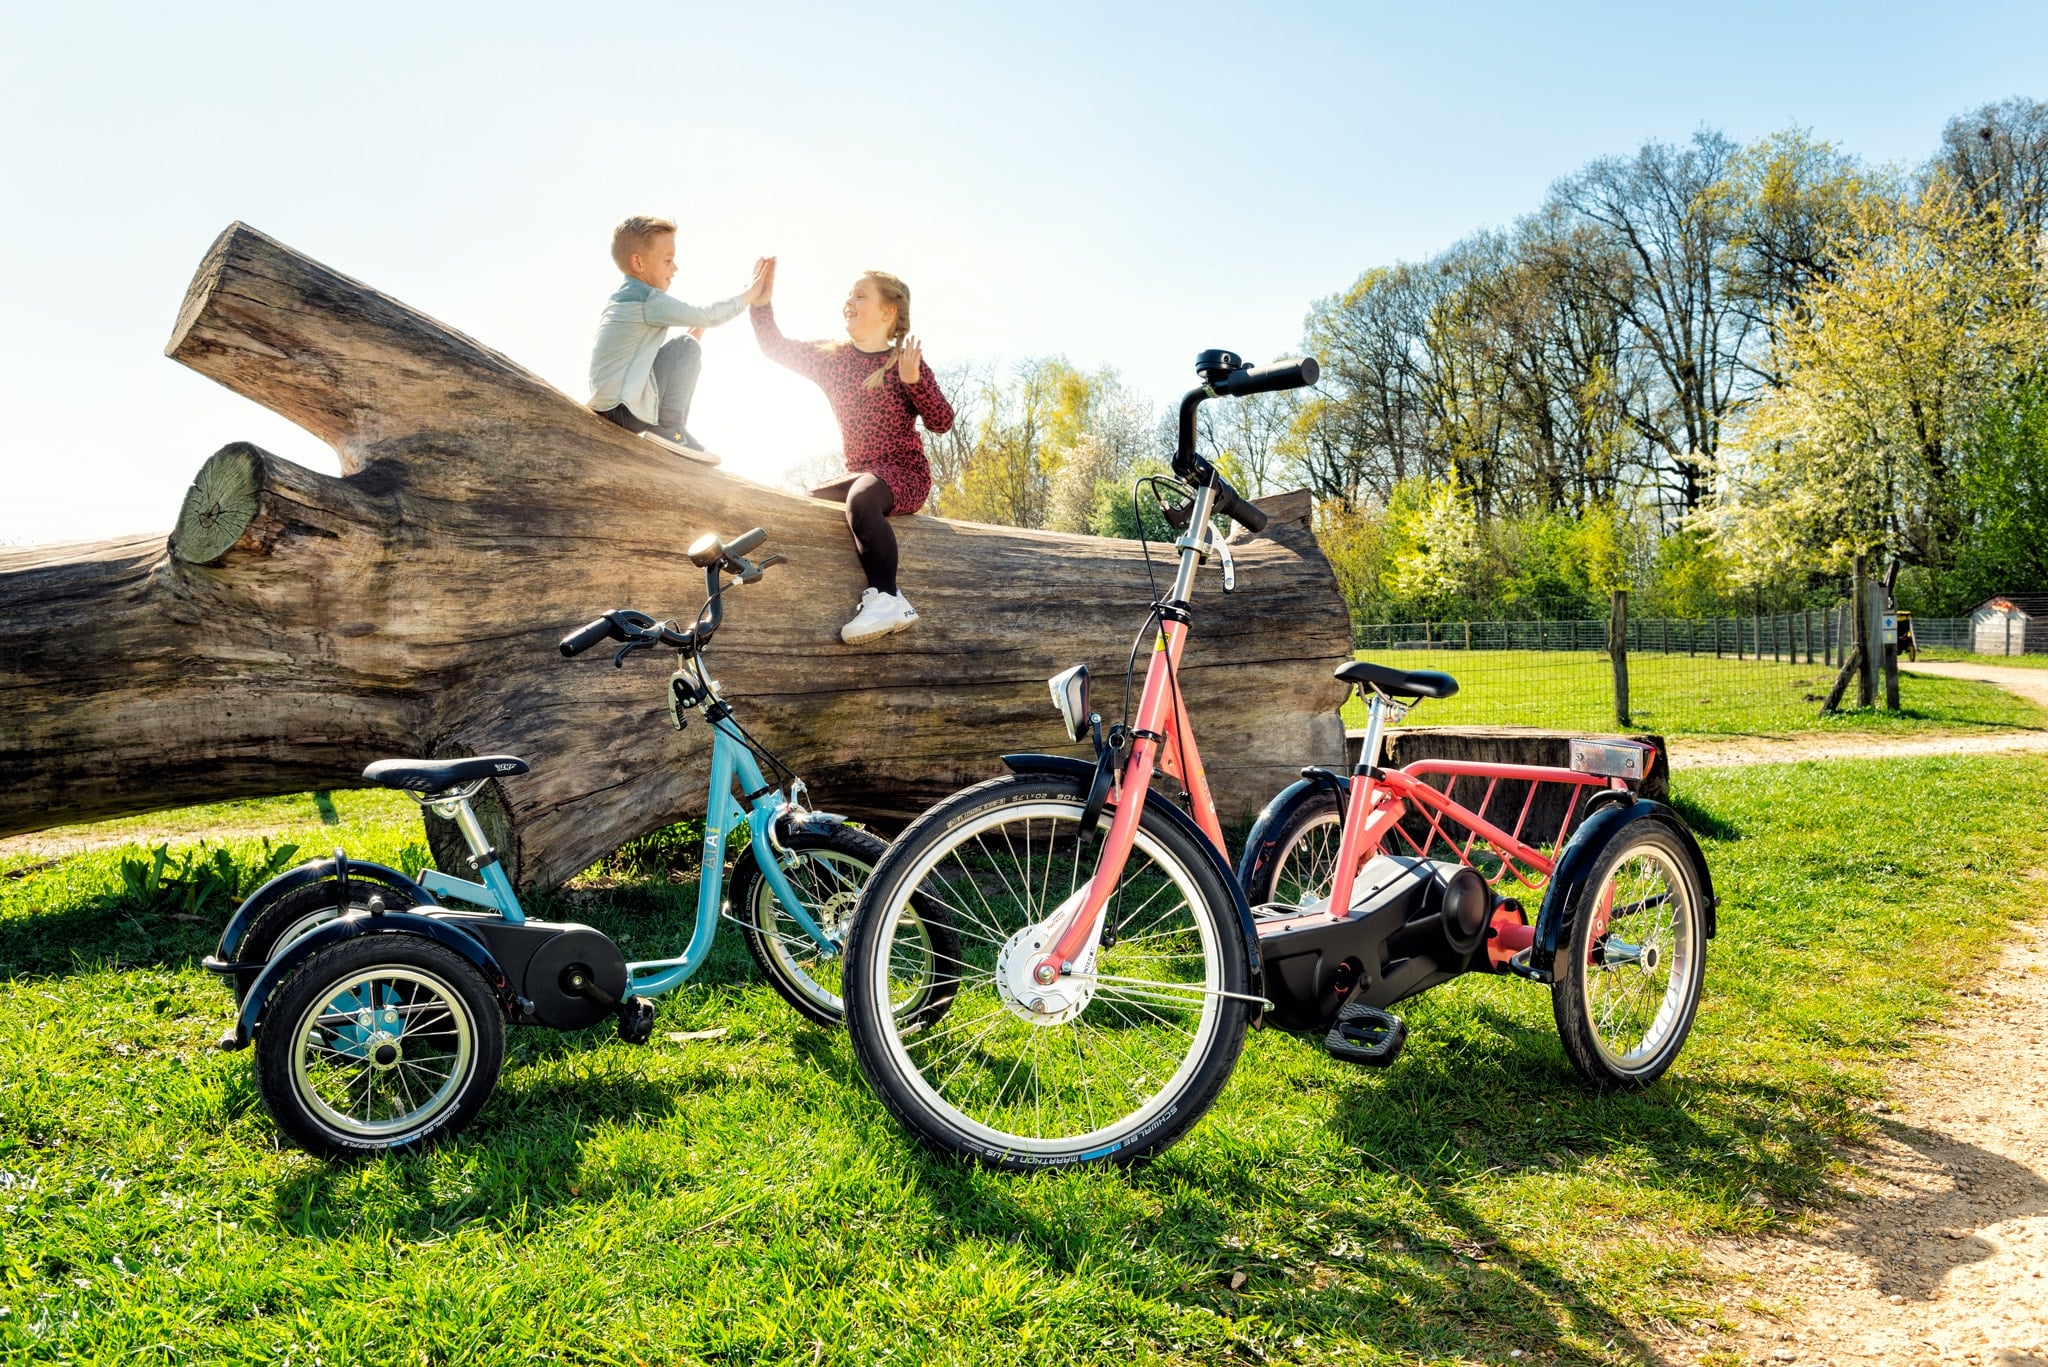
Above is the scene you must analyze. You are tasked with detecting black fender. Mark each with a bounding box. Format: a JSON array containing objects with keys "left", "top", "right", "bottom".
[
  {"left": 1235, "top": 770, "right": 1351, "bottom": 897},
  {"left": 211, "top": 855, "right": 438, "bottom": 966},
  {"left": 780, "top": 807, "right": 855, "bottom": 840},
  {"left": 220, "top": 909, "right": 504, "bottom": 1051},
  {"left": 999, "top": 753, "right": 1264, "bottom": 990},
  {"left": 1527, "top": 797, "right": 1718, "bottom": 979}
]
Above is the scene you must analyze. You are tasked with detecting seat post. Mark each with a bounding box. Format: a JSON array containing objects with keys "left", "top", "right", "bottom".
[
  {"left": 447, "top": 796, "right": 496, "bottom": 864},
  {"left": 1354, "top": 692, "right": 1391, "bottom": 775}
]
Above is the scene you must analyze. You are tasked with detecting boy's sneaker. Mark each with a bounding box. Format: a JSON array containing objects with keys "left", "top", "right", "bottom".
[
  {"left": 841, "top": 588, "right": 919, "bottom": 645},
  {"left": 639, "top": 430, "right": 721, "bottom": 466}
]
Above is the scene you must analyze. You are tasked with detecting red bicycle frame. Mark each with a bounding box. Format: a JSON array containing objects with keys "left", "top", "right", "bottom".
[
  {"left": 1032, "top": 478, "right": 1648, "bottom": 986},
  {"left": 1031, "top": 484, "right": 1230, "bottom": 984}
]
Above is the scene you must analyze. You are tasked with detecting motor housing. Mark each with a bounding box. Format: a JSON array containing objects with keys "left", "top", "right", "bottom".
[
  {"left": 1256, "top": 855, "right": 1491, "bottom": 1033},
  {"left": 430, "top": 912, "right": 629, "bottom": 1030}
]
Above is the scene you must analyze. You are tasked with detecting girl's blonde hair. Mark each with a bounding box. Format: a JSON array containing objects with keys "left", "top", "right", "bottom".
[{"left": 856, "top": 271, "right": 912, "bottom": 390}]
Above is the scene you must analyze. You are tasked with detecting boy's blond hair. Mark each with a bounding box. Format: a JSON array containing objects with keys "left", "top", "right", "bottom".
[{"left": 611, "top": 215, "right": 677, "bottom": 271}]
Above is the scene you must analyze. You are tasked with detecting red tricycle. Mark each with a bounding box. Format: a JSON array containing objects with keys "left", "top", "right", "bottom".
[{"left": 840, "top": 349, "right": 1717, "bottom": 1170}]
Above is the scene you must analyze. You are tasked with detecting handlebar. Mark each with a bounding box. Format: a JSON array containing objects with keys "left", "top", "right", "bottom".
[
  {"left": 559, "top": 615, "right": 619, "bottom": 657},
  {"left": 560, "top": 527, "right": 781, "bottom": 664},
  {"left": 1210, "top": 477, "right": 1268, "bottom": 534},
  {"left": 1163, "top": 474, "right": 1269, "bottom": 536},
  {"left": 1209, "top": 357, "right": 1319, "bottom": 399},
  {"left": 1171, "top": 352, "right": 1318, "bottom": 533}
]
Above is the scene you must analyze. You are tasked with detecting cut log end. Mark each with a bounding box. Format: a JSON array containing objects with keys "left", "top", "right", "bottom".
[{"left": 170, "top": 444, "right": 263, "bottom": 564}]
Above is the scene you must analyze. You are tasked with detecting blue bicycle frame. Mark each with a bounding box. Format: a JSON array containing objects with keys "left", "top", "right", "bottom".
[{"left": 412, "top": 711, "right": 838, "bottom": 1002}]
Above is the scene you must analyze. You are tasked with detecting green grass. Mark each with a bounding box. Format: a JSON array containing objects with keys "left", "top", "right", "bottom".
[
  {"left": 5, "top": 756, "right": 2048, "bottom": 1364},
  {"left": 1340, "top": 648, "right": 2048, "bottom": 735}
]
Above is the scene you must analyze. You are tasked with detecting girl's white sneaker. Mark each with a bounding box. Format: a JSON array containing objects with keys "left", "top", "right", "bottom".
[{"left": 841, "top": 589, "right": 919, "bottom": 644}]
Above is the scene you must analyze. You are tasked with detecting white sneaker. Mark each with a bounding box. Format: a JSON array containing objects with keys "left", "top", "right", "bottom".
[
  {"left": 639, "top": 430, "right": 721, "bottom": 466},
  {"left": 840, "top": 588, "right": 919, "bottom": 645}
]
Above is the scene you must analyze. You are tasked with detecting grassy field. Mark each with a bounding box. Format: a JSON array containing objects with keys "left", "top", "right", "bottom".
[
  {"left": 5, "top": 754, "right": 2048, "bottom": 1364},
  {"left": 1340, "top": 648, "right": 2048, "bottom": 735}
]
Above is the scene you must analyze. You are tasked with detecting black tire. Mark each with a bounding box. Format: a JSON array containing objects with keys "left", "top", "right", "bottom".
[
  {"left": 841, "top": 773, "right": 1253, "bottom": 1171},
  {"left": 254, "top": 933, "right": 505, "bottom": 1159},
  {"left": 732, "top": 824, "right": 958, "bottom": 1028},
  {"left": 1240, "top": 786, "right": 1345, "bottom": 913},
  {"left": 231, "top": 877, "right": 415, "bottom": 1007},
  {"left": 1550, "top": 817, "right": 1708, "bottom": 1088}
]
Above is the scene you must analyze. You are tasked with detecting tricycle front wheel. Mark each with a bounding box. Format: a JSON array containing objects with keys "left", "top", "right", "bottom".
[
  {"left": 732, "top": 824, "right": 896, "bottom": 1027},
  {"left": 1550, "top": 819, "right": 1707, "bottom": 1088},
  {"left": 254, "top": 934, "right": 504, "bottom": 1158}
]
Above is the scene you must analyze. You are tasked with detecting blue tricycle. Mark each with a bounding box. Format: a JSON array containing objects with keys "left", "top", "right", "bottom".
[{"left": 205, "top": 527, "right": 958, "bottom": 1158}]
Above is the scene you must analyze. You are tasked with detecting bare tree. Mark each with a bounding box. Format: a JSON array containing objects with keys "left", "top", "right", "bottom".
[
  {"left": 1939, "top": 96, "right": 2048, "bottom": 239},
  {"left": 1555, "top": 130, "right": 1755, "bottom": 513}
]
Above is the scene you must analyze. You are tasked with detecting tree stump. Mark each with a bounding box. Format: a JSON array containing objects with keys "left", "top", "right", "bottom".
[{"left": 0, "top": 224, "right": 1354, "bottom": 887}]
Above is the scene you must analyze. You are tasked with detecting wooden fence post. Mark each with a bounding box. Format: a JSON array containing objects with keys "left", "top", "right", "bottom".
[
  {"left": 1610, "top": 589, "right": 1631, "bottom": 728},
  {"left": 1855, "top": 556, "right": 1877, "bottom": 707}
]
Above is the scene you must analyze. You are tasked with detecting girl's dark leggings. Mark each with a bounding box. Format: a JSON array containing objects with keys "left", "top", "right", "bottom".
[{"left": 816, "top": 473, "right": 898, "bottom": 596}]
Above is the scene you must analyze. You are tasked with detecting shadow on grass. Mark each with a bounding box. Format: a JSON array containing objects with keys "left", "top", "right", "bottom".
[{"left": 1668, "top": 790, "right": 1742, "bottom": 841}]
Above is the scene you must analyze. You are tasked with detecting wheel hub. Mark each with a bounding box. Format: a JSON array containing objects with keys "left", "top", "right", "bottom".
[
  {"left": 329, "top": 1004, "right": 409, "bottom": 1065},
  {"left": 994, "top": 888, "right": 1102, "bottom": 1027},
  {"left": 815, "top": 888, "right": 859, "bottom": 944},
  {"left": 1596, "top": 938, "right": 1659, "bottom": 972}
]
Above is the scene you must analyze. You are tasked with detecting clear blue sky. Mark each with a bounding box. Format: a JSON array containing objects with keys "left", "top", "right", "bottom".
[{"left": 3, "top": 1, "right": 2044, "bottom": 543}]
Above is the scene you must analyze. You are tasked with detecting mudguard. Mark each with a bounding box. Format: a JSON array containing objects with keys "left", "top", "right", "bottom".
[
  {"left": 1526, "top": 798, "right": 1717, "bottom": 979},
  {"left": 220, "top": 909, "right": 503, "bottom": 1051},
  {"left": 211, "top": 856, "right": 438, "bottom": 966},
  {"left": 780, "top": 808, "right": 854, "bottom": 840},
  {"left": 999, "top": 753, "right": 1264, "bottom": 987},
  {"left": 1235, "top": 772, "right": 1351, "bottom": 897}
]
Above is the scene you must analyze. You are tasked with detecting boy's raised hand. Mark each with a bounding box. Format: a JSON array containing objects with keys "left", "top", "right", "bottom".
[{"left": 898, "top": 335, "right": 923, "bottom": 385}]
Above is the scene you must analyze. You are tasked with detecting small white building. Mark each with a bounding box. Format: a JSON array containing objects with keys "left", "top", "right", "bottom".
[{"left": 1971, "top": 594, "right": 2048, "bottom": 655}]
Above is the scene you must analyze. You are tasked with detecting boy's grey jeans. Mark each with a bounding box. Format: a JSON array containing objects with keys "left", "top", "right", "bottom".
[{"left": 652, "top": 333, "right": 702, "bottom": 436}]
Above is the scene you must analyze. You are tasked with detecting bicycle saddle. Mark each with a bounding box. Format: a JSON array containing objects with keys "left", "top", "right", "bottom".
[
  {"left": 1334, "top": 661, "right": 1459, "bottom": 700},
  {"left": 361, "top": 755, "right": 530, "bottom": 793}
]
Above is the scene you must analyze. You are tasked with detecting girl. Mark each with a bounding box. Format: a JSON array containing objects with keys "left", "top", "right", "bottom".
[{"left": 750, "top": 259, "right": 954, "bottom": 644}]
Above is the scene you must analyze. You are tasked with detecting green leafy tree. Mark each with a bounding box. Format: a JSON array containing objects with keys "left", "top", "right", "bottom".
[{"left": 1711, "top": 174, "right": 2046, "bottom": 589}]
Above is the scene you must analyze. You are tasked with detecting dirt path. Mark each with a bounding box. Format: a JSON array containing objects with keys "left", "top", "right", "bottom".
[
  {"left": 1902, "top": 659, "right": 2048, "bottom": 709},
  {"left": 1653, "top": 922, "right": 2048, "bottom": 1367},
  {"left": 1670, "top": 728, "right": 2048, "bottom": 770}
]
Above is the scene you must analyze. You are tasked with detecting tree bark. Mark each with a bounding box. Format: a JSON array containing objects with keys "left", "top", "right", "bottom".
[{"left": 0, "top": 223, "right": 1353, "bottom": 887}]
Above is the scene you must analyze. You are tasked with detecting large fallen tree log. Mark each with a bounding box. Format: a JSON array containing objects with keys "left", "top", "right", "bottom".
[{"left": 0, "top": 224, "right": 1353, "bottom": 887}]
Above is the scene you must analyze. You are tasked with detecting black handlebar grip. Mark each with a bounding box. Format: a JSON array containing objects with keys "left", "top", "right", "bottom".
[
  {"left": 1211, "top": 478, "right": 1269, "bottom": 534},
  {"left": 725, "top": 527, "right": 767, "bottom": 559},
  {"left": 1212, "top": 357, "right": 1320, "bottom": 398},
  {"left": 559, "top": 616, "right": 618, "bottom": 657}
]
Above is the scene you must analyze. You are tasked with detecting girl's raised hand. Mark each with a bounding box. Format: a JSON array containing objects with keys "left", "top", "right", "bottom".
[
  {"left": 897, "top": 335, "right": 923, "bottom": 385},
  {"left": 746, "top": 256, "right": 776, "bottom": 307}
]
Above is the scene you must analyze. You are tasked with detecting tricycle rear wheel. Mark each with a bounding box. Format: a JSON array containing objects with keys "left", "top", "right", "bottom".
[
  {"left": 254, "top": 933, "right": 505, "bottom": 1158},
  {"left": 1550, "top": 818, "right": 1706, "bottom": 1088}
]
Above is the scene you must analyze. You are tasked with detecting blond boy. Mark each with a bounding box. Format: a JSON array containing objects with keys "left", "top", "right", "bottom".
[{"left": 588, "top": 216, "right": 766, "bottom": 459}]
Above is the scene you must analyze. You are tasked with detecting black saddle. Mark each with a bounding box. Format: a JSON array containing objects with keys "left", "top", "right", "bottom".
[
  {"left": 1334, "top": 661, "right": 1459, "bottom": 700},
  {"left": 361, "top": 755, "right": 530, "bottom": 793}
]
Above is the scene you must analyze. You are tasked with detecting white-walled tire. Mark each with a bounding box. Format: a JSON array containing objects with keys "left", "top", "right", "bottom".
[{"left": 841, "top": 775, "right": 1252, "bottom": 1170}]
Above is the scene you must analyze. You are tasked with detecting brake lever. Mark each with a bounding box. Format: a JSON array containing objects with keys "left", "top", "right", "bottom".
[
  {"left": 611, "top": 636, "right": 655, "bottom": 669},
  {"left": 1215, "top": 535, "right": 1235, "bottom": 593}
]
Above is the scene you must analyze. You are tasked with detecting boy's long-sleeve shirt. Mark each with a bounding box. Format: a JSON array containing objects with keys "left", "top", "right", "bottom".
[{"left": 588, "top": 277, "right": 746, "bottom": 424}]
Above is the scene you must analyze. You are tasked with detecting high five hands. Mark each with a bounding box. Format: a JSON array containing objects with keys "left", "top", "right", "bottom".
[
  {"left": 744, "top": 256, "right": 776, "bottom": 308},
  {"left": 897, "top": 336, "right": 923, "bottom": 385}
]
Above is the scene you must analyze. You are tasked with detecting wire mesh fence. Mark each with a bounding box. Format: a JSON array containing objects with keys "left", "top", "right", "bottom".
[{"left": 1347, "top": 610, "right": 1989, "bottom": 734}]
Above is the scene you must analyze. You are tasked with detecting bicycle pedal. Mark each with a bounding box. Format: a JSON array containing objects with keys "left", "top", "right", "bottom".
[
  {"left": 616, "top": 997, "right": 656, "bottom": 1045},
  {"left": 1324, "top": 1000, "right": 1406, "bottom": 1067}
]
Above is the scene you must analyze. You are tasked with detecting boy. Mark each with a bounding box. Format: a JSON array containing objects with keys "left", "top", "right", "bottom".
[{"left": 588, "top": 216, "right": 766, "bottom": 462}]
